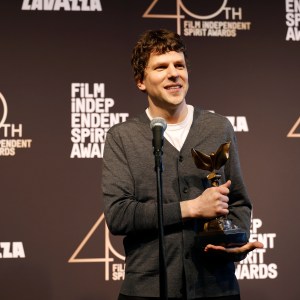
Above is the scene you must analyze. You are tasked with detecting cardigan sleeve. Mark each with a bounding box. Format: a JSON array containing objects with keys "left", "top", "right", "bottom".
[
  {"left": 102, "top": 126, "right": 182, "bottom": 236},
  {"left": 224, "top": 119, "right": 252, "bottom": 239}
]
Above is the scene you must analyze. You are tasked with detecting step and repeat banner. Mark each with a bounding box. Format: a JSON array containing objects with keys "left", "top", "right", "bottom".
[{"left": 1, "top": 1, "right": 299, "bottom": 299}]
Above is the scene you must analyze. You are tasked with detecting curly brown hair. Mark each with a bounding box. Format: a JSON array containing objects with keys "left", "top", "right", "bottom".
[{"left": 131, "top": 29, "right": 189, "bottom": 83}]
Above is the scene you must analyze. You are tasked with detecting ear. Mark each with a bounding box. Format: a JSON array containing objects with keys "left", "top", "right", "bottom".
[{"left": 137, "top": 80, "right": 146, "bottom": 91}]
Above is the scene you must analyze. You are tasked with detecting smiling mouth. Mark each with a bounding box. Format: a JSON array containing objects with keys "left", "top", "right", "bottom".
[{"left": 165, "top": 85, "right": 182, "bottom": 90}]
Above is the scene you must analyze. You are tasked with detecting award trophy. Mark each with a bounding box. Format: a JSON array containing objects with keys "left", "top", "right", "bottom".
[{"left": 191, "top": 142, "right": 247, "bottom": 248}]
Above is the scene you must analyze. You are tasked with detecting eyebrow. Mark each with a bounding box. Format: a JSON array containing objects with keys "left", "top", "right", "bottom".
[{"left": 151, "top": 58, "right": 186, "bottom": 67}]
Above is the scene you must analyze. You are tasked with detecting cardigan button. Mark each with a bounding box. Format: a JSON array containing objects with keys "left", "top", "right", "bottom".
[
  {"left": 179, "top": 155, "right": 184, "bottom": 162},
  {"left": 183, "top": 187, "right": 188, "bottom": 193}
]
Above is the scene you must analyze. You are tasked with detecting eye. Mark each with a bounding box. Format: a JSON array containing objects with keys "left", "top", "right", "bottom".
[
  {"left": 155, "top": 65, "right": 166, "bottom": 71},
  {"left": 176, "top": 63, "right": 185, "bottom": 69}
]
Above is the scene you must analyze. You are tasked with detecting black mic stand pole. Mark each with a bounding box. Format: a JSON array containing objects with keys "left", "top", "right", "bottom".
[{"left": 154, "top": 146, "right": 168, "bottom": 300}]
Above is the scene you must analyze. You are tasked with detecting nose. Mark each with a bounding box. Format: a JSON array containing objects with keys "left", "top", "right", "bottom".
[{"left": 167, "top": 64, "right": 179, "bottom": 79}]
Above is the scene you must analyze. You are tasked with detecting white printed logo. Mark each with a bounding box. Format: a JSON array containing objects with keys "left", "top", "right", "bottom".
[
  {"left": 68, "top": 213, "right": 125, "bottom": 281},
  {"left": 286, "top": 0, "right": 300, "bottom": 41},
  {"left": 0, "top": 92, "right": 32, "bottom": 156},
  {"left": 21, "top": 0, "right": 102, "bottom": 11},
  {"left": 209, "top": 111, "right": 249, "bottom": 132},
  {"left": 0, "top": 242, "right": 26, "bottom": 259},
  {"left": 143, "top": 0, "right": 251, "bottom": 37},
  {"left": 226, "top": 116, "right": 249, "bottom": 132},
  {"left": 236, "top": 218, "right": 278, "bottom": 280},
  {"left": 287, "top": 117, "right": 300, "bottom": 137},
  {"left": 70, "top": 83, "right": 129, "bottom": 158}
]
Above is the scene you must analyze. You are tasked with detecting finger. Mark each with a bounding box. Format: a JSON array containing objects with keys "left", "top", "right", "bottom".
[
  {"left": 219, "top": 180, "right": 231, "bottom": 194},
  {"left": 221, "top": 180, "right": 231, "bottom": 188},
  {"left": 204, "top": 244, "right": 226, "bottom": 252},
  {"left": 204, "top": 241, "right": 264, "bottom": 254},
  {"left": 219, "top": 200, "right": 229, "bottom": 211},
  {"left": 247, "top": 241, "right": 264, "bottom": 250},
  {"left": 220, "top": 195, "right": 229, "bottom": 203},
  {"left": 223, "top": 241, "right": 264, "bottom": 254}
]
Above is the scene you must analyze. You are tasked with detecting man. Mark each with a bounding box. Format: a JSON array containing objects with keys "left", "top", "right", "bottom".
[{"left": 102, "top": 29, "right": 262, "bottom": 300}]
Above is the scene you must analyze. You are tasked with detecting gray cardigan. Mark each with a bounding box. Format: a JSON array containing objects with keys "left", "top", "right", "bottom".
[{"left": 102, "top": 108, "right": 252, "bottom": 299}]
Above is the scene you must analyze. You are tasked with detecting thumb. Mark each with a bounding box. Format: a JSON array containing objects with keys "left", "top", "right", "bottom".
[
  {"left": 217, "top": 180, "right": 231, "bottom": 195},
  {"left": 221, "top": 180, "right": 231, "bottom": 189}
]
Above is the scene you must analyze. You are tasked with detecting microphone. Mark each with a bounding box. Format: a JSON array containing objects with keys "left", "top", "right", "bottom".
[
  {"left": 150, "top": 118, "right": 168, "bottom": 299},
  {"left": 150, "top": 117, "right": 167, "bottom": 154}
]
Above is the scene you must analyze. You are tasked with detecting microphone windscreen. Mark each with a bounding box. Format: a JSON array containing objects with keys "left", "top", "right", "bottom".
[{"left": 150, "top": 117, "right": 167, "bottom": 131}]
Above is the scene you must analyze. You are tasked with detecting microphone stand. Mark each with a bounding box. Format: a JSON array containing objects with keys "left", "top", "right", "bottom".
[{"left": 154, "top": 147, "right": 168, "bottom": 300}]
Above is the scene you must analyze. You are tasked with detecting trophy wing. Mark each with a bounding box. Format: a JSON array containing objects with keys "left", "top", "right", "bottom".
[
  {"left": 214, "top": 142, "right": 231, "bottom": 170},
  {"left": 191, "top": 148, "right": 213, "bottom": 171}
]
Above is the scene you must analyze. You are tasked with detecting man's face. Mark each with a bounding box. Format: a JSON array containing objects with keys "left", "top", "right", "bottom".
[{"left": 137, "top": 51, "right": 189, "bottom": 110}]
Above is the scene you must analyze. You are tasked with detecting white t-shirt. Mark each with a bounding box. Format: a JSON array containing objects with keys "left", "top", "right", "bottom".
[{"left": 146, "top": 105, "right": 194, "bottom": 151}]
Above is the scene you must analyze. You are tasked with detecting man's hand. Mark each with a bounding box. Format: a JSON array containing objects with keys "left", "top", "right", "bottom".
[
  {"left": 181, "top": 180, "right": 231, "bottom": 219},
  {"left": 204, "top": 241, "right": 264, "bottom": 261}
]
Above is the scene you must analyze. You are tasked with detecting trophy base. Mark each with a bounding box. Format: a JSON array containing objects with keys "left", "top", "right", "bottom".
[{"left": 197, "top": 229, "right": 248, "bottom": 248}]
